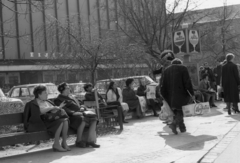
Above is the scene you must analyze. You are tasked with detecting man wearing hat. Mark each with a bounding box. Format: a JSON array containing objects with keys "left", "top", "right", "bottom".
[{"left": 153, "top": 50, "right": 175, "bottom": 76}]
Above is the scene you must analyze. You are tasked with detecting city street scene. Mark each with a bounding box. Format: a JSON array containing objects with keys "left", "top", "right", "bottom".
[{"left": 0, "top": 0, "right": 240, "bottom": 163}]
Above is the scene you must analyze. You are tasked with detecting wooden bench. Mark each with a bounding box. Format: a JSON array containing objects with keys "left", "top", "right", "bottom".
[
  {"left": 84, "top": 101, "right": 123, "bottom": 130},
  {"left": 0, "top": 113, "right": 77, "bottom": 149}
]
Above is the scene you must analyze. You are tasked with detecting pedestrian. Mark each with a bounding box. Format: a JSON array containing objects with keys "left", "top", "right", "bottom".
[
  {"left": 213, "top": 60, "right": 223, "bottom": 100},
  {"left": 161, "top": 58, "right": 194, "bottom": 135},
  {"left": 221, "top": 53, "right": 240, "bottom": 115}
]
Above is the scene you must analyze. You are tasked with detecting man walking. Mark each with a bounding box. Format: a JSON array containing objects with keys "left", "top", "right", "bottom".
[
  {"left": 161, "top": 58, "right": 194, "bottom": 134},
  {"left": 221, "top": 53, "right": 240, "bottom": 115}
]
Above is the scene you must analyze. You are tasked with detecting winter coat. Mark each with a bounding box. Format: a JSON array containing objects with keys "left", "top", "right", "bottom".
[
  {"left": 221, "top": 61, "right": 240, "bottom": 103},
  {"left": 23, "top": 99, "right": 67, "bottom": 138},
  {"left": 160, "top": 64, "right": 194, "bottom": 108},
  {"left": 122, "top": 86, "right": 139, "bottom": 109}
]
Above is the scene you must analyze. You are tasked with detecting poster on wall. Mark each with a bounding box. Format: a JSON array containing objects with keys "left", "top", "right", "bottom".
[
  {"left": 188, "top": 29, "right": 201, "bottom": 53},
  {"left": 172, "top": 29, "right": 187, "bottom": 55}
]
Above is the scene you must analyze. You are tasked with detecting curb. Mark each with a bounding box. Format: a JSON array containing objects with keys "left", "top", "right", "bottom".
[{"left": 198, "top": 122, "right": 240, "bottom": 163}]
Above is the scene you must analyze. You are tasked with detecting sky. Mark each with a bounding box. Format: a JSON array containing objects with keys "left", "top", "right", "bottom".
[{"left": 166, "top": 0, "right": 240, "bottom": 12}]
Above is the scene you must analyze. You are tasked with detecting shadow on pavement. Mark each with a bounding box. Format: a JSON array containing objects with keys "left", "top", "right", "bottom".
[
  {"left": 199, "top": 107, "right": 223, "bottom": 117},
  {"left": 0, "top": 146, "right": 95, "bottom": 163},
  {"left": 157, "top": 126, "right": 217, "bottom": 151},
  {"left": 124, "top": 116, "right": 159, "bottom": 126}
]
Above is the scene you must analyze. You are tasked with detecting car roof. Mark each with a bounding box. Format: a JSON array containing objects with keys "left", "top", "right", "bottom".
[
  {"left": 12, "top": 83, "right": 55, "bottom": 88},
  {"left": 97, "top": 75, "right": 152, "bottom": 82},
  {"left": 68, "top": 83, "right": 86, "bottom": 85}
]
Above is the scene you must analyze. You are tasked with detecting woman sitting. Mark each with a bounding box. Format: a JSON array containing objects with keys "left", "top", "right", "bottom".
[
  {"left": 23, "top": 85, "right": 70, "bottom": 152},
  {"left": 54, "top": 82, "right": 100, "bottom": 148},
  {"left": 137, "top": 79, "right": 160, "bottom": 117},
  {"left": 106, "top": 81, "right": 129, "bottom": 123},
  {"left": 122, "top": 78, "right": 143, "bottom": 118}
]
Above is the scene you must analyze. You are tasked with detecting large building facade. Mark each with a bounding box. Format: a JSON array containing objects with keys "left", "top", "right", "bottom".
[{"left": 0, "top": 0, "right": 149, "bottom": 90}]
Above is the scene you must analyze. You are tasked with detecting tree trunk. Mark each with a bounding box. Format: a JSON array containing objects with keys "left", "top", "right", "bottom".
[{"left": 91, "top": 70, "right": 96, "bottom": 86}]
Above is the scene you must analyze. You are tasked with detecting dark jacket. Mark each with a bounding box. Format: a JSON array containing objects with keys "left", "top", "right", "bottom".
[
  {"left": 54, "top": 94, "right": 84, "bottom": 116},
  {"left": 213, "top": 65, "right": 222, "bottom": 85},
  {"left": 137, "top": 85, "right": 146, "bottom": 96},
  {"left": 222, "top": 61, "right": 240, "bottom": 102},
  {"left": 161, "top": 64, "right": 194, "bottom": 108},
  {"left": 122, "top": 86, "right": 139, "bottom": 108},
  {"left": 23, "top": 99, "right": 48, "bottom": 132},
  {"left": 85, "top": 91, "right": 103, "bottom": 101}
]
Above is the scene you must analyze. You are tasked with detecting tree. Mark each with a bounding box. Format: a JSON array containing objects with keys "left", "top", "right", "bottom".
[
  {"left": 104, "top": 0, "right": 209, "bottom": 74},
  {"left": 200, "top": 4, "right": 240, "bottom": 62},
  {"left": 35, "top": 15, "right": 144, "bottom": 84}
]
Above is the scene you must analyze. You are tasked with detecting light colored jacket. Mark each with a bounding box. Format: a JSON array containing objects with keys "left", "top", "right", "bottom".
[{"left": 107, "top": 87, "right": 123, "bottom": 103}]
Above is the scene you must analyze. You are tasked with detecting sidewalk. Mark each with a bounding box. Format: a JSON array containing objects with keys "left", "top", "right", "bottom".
[{"left": 0, "top": 102, "right": 240, "bottom": 163}]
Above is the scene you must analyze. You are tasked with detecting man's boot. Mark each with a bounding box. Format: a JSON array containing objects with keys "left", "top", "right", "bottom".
[{"left": 169, "top": 123, "right": 178, "bottom": 135}]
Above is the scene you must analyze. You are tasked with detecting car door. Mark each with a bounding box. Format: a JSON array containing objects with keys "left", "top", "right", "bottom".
[
  {"left": 9, "top": 88, "right": 21, "bottom": 100},
  {"left": 19, "top": 87, "right": 32, "bottom": 103}
]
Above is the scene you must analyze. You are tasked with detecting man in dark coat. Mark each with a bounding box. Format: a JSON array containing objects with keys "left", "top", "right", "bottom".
[
  {"left": 221, "top": 53, "right": 240, "bottom": 115},
  {"left": 161, "top": 58, "right": 194, "bottom": 134}
]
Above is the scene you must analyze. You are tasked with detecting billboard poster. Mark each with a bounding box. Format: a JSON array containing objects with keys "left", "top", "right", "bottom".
[
  {"left": 189, "top": 29, "right": 201, "bottom": 53},
  {"left": 172, "top": 29, "right": 187, "bottom": 54}
]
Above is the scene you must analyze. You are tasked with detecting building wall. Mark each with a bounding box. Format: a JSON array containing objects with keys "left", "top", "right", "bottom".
[{"left": 0, "top": 0, "right": 120, "bottom": 60}]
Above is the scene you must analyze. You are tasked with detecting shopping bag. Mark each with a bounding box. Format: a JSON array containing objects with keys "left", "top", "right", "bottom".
[
  {"left": 159, "top": 100, "right": 174, "bottom": 123},
  {"left": 182, "top": 102, "right": 211, "bottom": 117}
]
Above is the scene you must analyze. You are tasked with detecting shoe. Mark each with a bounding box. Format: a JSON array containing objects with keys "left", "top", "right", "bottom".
[
  {"left": 52, "top": 147, "right": 67, "bottom": 152},
  {"left": 232, "top": 108, "right": 240, "bottom": 113},
  {"left": 153, "top": 114, "right": 159, "bottom": 117},
  {"left": 61, "top": 144, "right": 71, "bottom": 151},
  {"left": 169, "top": 124, "right": 178, "bottom": 135},
  {"left": 180, "top": 128, "right": 186, "bottom": 133},
  {"left": 123, "top": 120, "right": 129, "bottom": 123},
  {"left": 211, "top": 104, "right": 217, "bottom": 108},
  {"left": 86, "top": 142, "right": 100, "bottom": 148},
  {"left": 228, "top": 110, "right": 232, "bottom": 115},
  {"left": 75, "top": 141, "right": 86, "bottom": 148}
]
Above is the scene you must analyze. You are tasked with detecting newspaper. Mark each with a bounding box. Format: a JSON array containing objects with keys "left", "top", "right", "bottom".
[{"left": 146, "top": 85, "right": 156, "bottom": 99}]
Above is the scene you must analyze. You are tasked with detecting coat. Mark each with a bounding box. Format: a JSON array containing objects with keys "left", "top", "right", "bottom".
[
  {"left": 23, "top": 99, "right": 66, "bottom": 138},
  {"left": 213, "top": 65, "right": 222, "bottom": 85},
  {"left": 221, "top": 61, "right": 240, "bottom": 103},
  {"left": 54, "top": 94, "right": 85, "bottom": 130},
  {"left": 161, "top": 64, "right": 194, "bottom": 108},
  {"left": 122, "top": 86, "right": 139, "bottom": 109},
  {"left": 106, "top": 88, "right": 129, "bottom": 112}
]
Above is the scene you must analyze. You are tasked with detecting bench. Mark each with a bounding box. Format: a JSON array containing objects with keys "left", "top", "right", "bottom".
[
  {"left": 0, "top": 113, "right": 82, "bottom": 150},
  {"left": 84, "top": 101, "right": 123, "bottom": 130}
]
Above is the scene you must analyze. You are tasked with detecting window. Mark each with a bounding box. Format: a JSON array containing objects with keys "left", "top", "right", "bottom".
[
  {"left": 20, "top": 88, "right": 29, "bottom": 97},
  {"left": 11, "top": 88, "right": 20, "bottom": 97},
  {"left": 57, "top": 74, "right": 65, "bottom": 82},
  {"left": 9, "top": 76, "right": 19, "bottom": 85},
  {"left": 44, "top": 75, "right": 54, "bottom": 83}
]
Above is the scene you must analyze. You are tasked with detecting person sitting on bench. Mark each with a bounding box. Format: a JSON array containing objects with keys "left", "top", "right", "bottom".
[
  {"left": 55, "top": 82, "right": 100, "bottom": 148},
  {"left": 199, "top": 74, "right": 217, "bottom": 108},
  {"left": 24, "top": 85, "right": 70, "bottom": 152},
  {"left": 106, "top": 81, "right": 129, "bottom": 123},
  {"left": 122, "top": 78, "right": 143, "bottom": 118},
  {"left": 84, "top": 83, "right": 107, "bottom": 107}
]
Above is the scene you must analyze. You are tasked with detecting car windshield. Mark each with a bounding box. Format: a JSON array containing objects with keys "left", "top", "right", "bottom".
[
  {"left": 69, "top": 84, "right": 85, "bottom": 93},
  {"left": 29, "top": 85, "right": 59, "bottom": 95},
  {"left": 0, "top": 89, "right": 5, "bottom": 97}
]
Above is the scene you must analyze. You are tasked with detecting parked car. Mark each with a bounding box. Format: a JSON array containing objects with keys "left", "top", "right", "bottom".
[
  {"left": 68, "top": 83, "right": 86, "bottom": 101},
  {"left": 96, "top": 75, "right": 158, "bottom": 94},
  {"left": 0, "top": 88, "right": 24, "bottom": 114},
  {"left": 7, "top": 83, "right": 59, "bottom": 104}
]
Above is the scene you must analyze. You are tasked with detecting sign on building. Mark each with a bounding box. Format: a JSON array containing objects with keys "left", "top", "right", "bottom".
[{"left": 172, "top": 29, "right": 201, "bottom": 55}]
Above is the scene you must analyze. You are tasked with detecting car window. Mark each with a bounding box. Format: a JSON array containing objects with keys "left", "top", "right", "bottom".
[
  {"left": 11, "top": 88, "right": 20, "bottom": 97},
  {"left": 0, "top": 89, "right": 5, "bottom": 97},
  {"left": 46, "top": 85, "right": 58, "bottom": 94},
  {"left": 29, "top": 86, "right": 35, "bottom": 96},
  {"left": 20, "top": 88, "right": 29, "bottom": 97}
]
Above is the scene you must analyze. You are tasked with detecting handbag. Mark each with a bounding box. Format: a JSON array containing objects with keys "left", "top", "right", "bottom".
[
  {"left": 83, "top": 110, "right": 97, "bottom": 118},
  {"left": 42, "top": 109, "right": 69, "bottom": 122}
]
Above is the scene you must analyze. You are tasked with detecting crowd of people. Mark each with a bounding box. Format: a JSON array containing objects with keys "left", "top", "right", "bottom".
[{"left": 23, "top": 49, "right": 240, "bottom": 151}]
